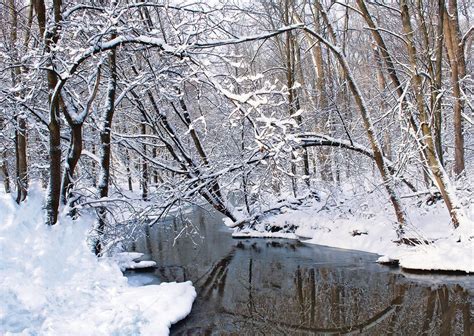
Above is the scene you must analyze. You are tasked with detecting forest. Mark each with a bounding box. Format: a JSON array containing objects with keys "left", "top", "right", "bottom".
[{"left": 0, "top": 0, "right": 473, "bottom": 335}]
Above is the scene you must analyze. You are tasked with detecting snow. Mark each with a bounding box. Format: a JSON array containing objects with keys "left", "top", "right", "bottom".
[
  {"left": 232, "top": 230, "right": 297, "bottom": 239},
  {"left": 231, "top": 184, "right": 474, "bottom": 273},
  {"left": 0, "top": 185, "right": 196, "bottom": 335},
  {"left": 398, "top": 239, "right": 473, "bottom": 272},
  {"left": 113, "top": 252, "right": 157, "bottom": 270},
  {"left": 125, "top": 260, "right": 157, "bottom": 270},
  {"left": 376, "top": 255, "right": 395, "bottom": 264}
]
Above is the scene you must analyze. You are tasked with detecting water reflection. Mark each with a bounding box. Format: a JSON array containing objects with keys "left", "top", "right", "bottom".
[{"left": 127, "top": 207, "right": 473, "bottom": 335}]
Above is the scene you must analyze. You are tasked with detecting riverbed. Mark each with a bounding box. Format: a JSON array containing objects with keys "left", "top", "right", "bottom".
[{"left": 125, "top": 207, "right": 473, "bottom": 335}]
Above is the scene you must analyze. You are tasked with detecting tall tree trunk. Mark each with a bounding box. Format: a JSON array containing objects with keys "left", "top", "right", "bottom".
[
  {"left": 400, "top": 0, "right": 465, "bottom": 229},
  {"left": 307, "top": 7, "right": 333, "bottom": 182},
  {"left": 46, "top": 107, "right": 61, "bottom": 225},
  {"left": 9, "top": 0, "right": 28, "bottom": 203},
  {"left": 434, "top": 0, "right": 445, "bottom": 165},
  {"left": 0, "top": 106, "right": 10, "bottom": 193},
  {"left": 15, "top": 115, "right": 28, "bottom": 203},
  {"left": 373, "top": 46, "right": 392, "bottom": 160},
  {"left": 444, "top": 0, "right": 466, "bottom": 176},
  {"left": 415, "top": 0, "right": 445, "bottom": 166},
  {"left": 293, "top": 40, "right": 311, "bottom": 187},
  {"left": 96, "top": 39, "right": 117, "bottom": 255},
  {"left": 34, "top": 0, "right": 63, "bottom": 225},
  {"left": 141, "top": 121, "right": 148, "bottom": 201},
  {"left": 285, "top": 4, "right": 298, "bottom": 197}
]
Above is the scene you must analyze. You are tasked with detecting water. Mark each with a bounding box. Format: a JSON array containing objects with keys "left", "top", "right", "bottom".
[{"left": 125, "top": 207, "right": 473, "bottom": 335}]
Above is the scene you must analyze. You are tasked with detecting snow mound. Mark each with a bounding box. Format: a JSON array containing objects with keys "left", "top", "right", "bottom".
[
  {"left": 0, "top": 186, "right": 196, "bottom": 335},
  {"left": 114, "top": 252, "right": 157, "bottom": 270},
  {"left": 376, "top": 255, "right": 398, "bottom": 264},
  {"left": 234, "top": 190, "right": 474, "bottom": 273},
  {"left": 398, "top": 239, "right": 474, "bottom": 273}
]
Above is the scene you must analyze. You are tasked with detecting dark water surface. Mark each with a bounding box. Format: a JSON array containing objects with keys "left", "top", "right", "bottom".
[{"left": 126, "top": 207, "right": 473, "bottom": 335}]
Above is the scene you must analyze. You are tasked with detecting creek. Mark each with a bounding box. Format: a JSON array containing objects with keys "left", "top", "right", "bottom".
[{"left": 125, "top": 206, "right": 473, "bottom": 335}]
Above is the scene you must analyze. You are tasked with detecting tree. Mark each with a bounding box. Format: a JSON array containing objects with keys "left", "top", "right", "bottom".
[{"left": 444, "top": 0, "right": 468, "bottom": 177}]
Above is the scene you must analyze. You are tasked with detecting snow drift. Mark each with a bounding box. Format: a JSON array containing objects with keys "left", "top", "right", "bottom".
[
  {"left": 0, "top": 185, "right": 196, "bottom": 335},
  {"left": 230, "top": 186, "right": 474, "bottom": 273}
]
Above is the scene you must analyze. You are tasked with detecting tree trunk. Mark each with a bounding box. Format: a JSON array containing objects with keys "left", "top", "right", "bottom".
[
  {"left": 307, "top": 7, "right": 333, "bottom": 182},
  {"left": 293, "top": 40, "right": 311, "bottom": 187},
  {"left": 15, "top": 115, "right": 28, "bottom": 203},
  {"left": 1, "top": 149, "right": 11, "bottom": 194},
  {"left": 372, "top": 45, "right": 393, "bottom": 161},
  {"left": 126, "top": 149, "right": 133, "bottom": 191},
  {"left": 303, "top": 27, "right": 407, "bottom": 233},
  {"left": 96, "top": 40, "right": 117, "bottom": 255},
  {"left": 434, "top": 0, "right": 445, "bottom": 164},
  {"left": 152, "top": 147, "right": 161, "bottom": 186},
  {"left": 444, "top": 0, "right": 466, "bottom": 176},
  {"left": 61, "top": 67, "right": 100, "bottom": 205},
  {"left": 91, "top": 143, "right": 97, "bottom": 187},
  {"left": 9, "top": 0, "right": 28, "bottom": 203},
  {"left": 356, "top": 0, "right": 431, "bottom": 186},
  {"left": 400, "top": 0, "right": 465, "bottom": 229},
  {"left": 61, "top": 123, "right": 82, "bottom": 204},
  {"left": 414, "top": 0, "right": 445, "bottom": 166},
  {"left": 141, "top": 121, "right": 148, "bottom": 201},
  {"left": 284, "top": 9, "right": 298, "bottom": 197},
  {"left": 46, "top": 86, "right": 61, "bottom": 222},
  {"left": 34, "top": 0, "right": 63, "bottom": 225}
]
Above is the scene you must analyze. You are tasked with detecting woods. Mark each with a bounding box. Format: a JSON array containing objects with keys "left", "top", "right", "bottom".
[{"left": 0, "top": 0, "right": 472, "bottom": 249}]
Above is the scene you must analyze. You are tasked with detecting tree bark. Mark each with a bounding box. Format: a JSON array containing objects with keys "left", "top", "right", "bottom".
[
  {"left": 34, "top": 0, "right": 63, "bottom": 225},
  {"left": 284, "top": 1, "right": 299, "bottom": 197},
  {"left": 400, "top": 0, "right": 465, "bottom": 228},
  {"left": 306, "top": 7, "right": 333, "bottom": 182},
  {"left": 60, "top": 123, "right": 82, "bottom": 204},
  {"left": 126, "top": 149, "right": 133, "bottom": 191},
  {"left": 9, "top": 0, "right": 28, "bottom": 203},
  {"left": 141, "top": 121, "right": 148, "bottom": 201},
  {"left": 434, "top": 0, "right": 445, "bottom": 164},
  {"left": 372, "top": 46, "right": 392, "bottom": 160},
  {"left": 96, "top": 38, "right": 117, "bottom": 255},
  {"left": 1, "top": 149, "right": 11, "bottom": 194},
  {"left": 444, "top": 0, "right": 466, "bottom": 176},
  {"left": 15, "top": 116, "right": 28, "bottom": 203}
]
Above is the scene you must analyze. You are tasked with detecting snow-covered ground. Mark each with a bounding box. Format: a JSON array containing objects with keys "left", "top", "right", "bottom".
[
  {"left": 0, "top": 185, "right": 196, "bottom": 336},
  {"left": 230, "top": 183, "right": 474, "bottom": 273}
]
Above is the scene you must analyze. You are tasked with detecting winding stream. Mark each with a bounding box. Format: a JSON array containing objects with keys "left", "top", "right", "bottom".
[{"left": 125, "top": 207, "right": 473, "bottom": 335}]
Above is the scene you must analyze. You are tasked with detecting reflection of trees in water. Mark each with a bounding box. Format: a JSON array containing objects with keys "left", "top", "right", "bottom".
[
  {"left": 140, "top": 213, "right": 471, "bottom": 335},
  {"left": 419, "top": 284, "right": 472, "bottom": 335},
  {"left": 297, "top": 270, "right": 470, "bottom": 335},
  {"left": 184, "top": 244, "right": 472, "bottom": 335},
  {"left": 197, "top": 251, "right": 235, "bottom": 302}
]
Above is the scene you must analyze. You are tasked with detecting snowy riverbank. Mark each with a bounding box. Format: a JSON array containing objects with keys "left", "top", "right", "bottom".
[
  {"left": 230, "top": 187, "right": 474, "bottom": 273},
  {"left": 0, "top": 186, "right": 196, "bottom": 335}
]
